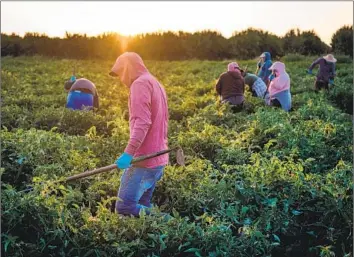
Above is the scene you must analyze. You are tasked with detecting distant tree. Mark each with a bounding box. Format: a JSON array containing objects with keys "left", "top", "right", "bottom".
[
  {"left": 282, "top": 28, "right": 329, "bottom": 55},
  {"left": 331, "top": 25, "right": 353, "bottom": 57},
  {"left": 229, "top": 28, "right": 283, "bottom": 59},
  {"left": 0, "top": 27, "right": 333, "bottom": 60},
  {"left": 299, "top": 30, "right": 329, "bottom": 55}
]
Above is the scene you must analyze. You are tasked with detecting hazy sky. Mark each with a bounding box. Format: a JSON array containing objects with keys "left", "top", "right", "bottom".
[{"left": 2, "top": 1, "right": 352, "bottom": 44}]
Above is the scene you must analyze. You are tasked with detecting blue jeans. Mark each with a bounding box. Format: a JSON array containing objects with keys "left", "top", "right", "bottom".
[
  {"left": 66, "top": 91, "right": 93, "bottom": 110},
  {"left": 115, "top": 166, "right": 164, "bottom": 216}
]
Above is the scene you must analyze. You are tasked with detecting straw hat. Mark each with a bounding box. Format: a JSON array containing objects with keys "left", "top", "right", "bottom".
[{"left": 323, "top": 54, "right": 337, "bottom": 63}]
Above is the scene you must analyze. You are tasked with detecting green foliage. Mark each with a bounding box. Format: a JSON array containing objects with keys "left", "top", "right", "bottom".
[
  {"left": 281, "top": 54, "right": 308, "bottom": 62},
  {"left": 229, "top": 28, "right": 284, "bottom": 59},
  {"left": 1, "top": 57, "right": 352, "bottom": 257},
  {"left": 1, "top": 26, "right": 335, "bottom": 60},
  {"left": 331, "top": 25, "right": 353, "bottom": 57},
  {"left": 283, "top": 29, "right": 330, "bottom": 56},
  {"left": 333, "top": 54, "right": 353, "bottom": 64}
]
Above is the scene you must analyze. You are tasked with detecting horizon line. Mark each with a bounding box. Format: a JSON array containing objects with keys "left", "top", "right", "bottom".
[{"left": 2, "top": 24, "right": 352, "bottom": 44}]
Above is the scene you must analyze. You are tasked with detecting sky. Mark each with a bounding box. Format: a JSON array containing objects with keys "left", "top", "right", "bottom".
[{"left": 1, "top": 1, "right": 353, "bottom": 44}]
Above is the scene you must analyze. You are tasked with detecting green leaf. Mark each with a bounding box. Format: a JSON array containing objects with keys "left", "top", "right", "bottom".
[
  {"left": 195, "top": 252, "right": 202, "bottom": 257},
  {"left": 4, "top": 240, "right": 10, "bottom": 252},
  {"left": 148, "top": 233, "right": 158, "bottom": 241},
  {"left": 185, "top": 248, "right": 200, "bottom": 253},
  {"left": 172, "top": 208, "right": 180, "bottom": 218},
  {"left": 241, "top": 206, "right": 249, "bottom": 214},
  {"left": 254, "top": 231, "right": 263, "bottom": 238},
  {"left": 306, "top": 231, "right": 316, "bottom": 237},
  {"left": 266, "top": 222, "right": 272, "bottom": 231},
  {"left": 178, "top": 242, "right": 191, "bottom": 251},
  {"left": 272, "top": 234, "right": 281, "bottom": 242},
  {"left": 159, "top": 234, "right": 167, "bottom": 251},
  {"left": 267, "top": 198, "right": 277, "bottom": 207},
  {"left": 292, "top": 210, "right": 303, "bottom": 215}
]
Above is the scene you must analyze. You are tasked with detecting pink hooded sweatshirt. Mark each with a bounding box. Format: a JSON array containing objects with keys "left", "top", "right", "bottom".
[
  {"left": 111, "top": 52, "right": 169, "bottom": 168},
  {"left": 268, "top": 62, "right": 290, "bottom": 97}
]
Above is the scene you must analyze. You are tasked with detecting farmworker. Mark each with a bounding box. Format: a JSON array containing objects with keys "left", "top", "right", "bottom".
[
  {"left": 306, "top": 54, "right": 336, "bottom": 93},
  {"left": 265, "top": 61, "right": 292, "bottom": 111},
  {"left": 257, "top": 52, "right": 273, "bottom": 85},
  {"left": 215, "top": 62, "right": 245, "bottom": 112},
  {"left": 241, "top": 69, "right": 268, "bottom": 99},
  {"left": 109, "top": 52, "right": 169, "bottom": 217},
  {"left": 64, "top": 76, "right": 99, "bottom": 110}
]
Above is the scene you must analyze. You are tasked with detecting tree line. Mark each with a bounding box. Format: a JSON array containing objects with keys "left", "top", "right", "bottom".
[{"left": 1, "top": 26, "right": 352, "bottom": 60}]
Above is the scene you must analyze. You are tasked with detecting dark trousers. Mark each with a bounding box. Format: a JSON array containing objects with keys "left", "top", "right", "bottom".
[
  {"left": 270, "top": 99, "right": 282, "bottom": 108},
  {"left": 314, "top": 80, "right": 329, "bottom": 92}
]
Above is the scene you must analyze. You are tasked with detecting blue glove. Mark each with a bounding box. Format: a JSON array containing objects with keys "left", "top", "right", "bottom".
[
  {"left": 269, "top": 74, "right": 275, "bottom": 82},
  {"left": 306, "top": 70, "right": 313, "bottom": 75},
  {"left": 70, "top": 75, "right": 76, "bottom": 82},
  {"left": 329, "top": 79, "right": 334, "bottom": 85},
  {"left": 115, "top": 152, "right": 133, "bottom": 169}
]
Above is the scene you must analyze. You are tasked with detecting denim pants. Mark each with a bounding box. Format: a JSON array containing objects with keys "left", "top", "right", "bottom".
[{"left": 115, "top": 166, "right": 164, "bottom": 216}]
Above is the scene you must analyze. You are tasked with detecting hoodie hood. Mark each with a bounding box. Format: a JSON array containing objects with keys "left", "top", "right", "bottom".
[
  {"left": 110, "top": 52, "right": 148, "bottom": 87},
  {"left": 227, "top": 62, "right": 242, "bottom": 80},
  {"left": 269, "top": 61, "right": 286, "bottom": 76},
  {"left": 227, "top": 62, "right": 240, "bottom": 72},
  {"left": 263, "top": 52, "right": 271, "bottom": 61}
]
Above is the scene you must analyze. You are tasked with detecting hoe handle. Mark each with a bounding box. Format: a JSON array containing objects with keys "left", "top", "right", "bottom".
[{"left": 65, "top": 148, "right": 175, "bottom": 182}]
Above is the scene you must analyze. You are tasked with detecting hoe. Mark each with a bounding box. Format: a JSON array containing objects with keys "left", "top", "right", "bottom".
[
  {"left": 66, "top": 147, "right": 185, "bottom": 182},
  {"left": 20, "top": 147, "right": 185, "bottom": 193}
]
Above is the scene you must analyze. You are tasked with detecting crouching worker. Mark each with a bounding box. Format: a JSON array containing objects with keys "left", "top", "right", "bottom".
[
  {"left": 215, "top": 62, "right": 245, "bottom": 112},
  {"left": 241, "top": 69, "right": 268, "bottom": 99},
  {"left": 64, "top": 77, "right": 99, "bottom": 110},
  {"left": 109, "top": 52, "right": 169, "bottom": 217},
  {"left": 266, "top": 62, "right": 292, "bottom": 112},
  {"left": 306, "top": 54, "right": 336, "bottom": 93}
]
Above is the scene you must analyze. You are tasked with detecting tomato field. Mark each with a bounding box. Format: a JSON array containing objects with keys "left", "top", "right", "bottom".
[{"left": 1, "top": 56, "right": 353, "bottom": 257}]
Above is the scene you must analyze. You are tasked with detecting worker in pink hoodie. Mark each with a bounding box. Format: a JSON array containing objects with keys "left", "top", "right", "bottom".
[
  {"left": 109, "top": 52, "right": 169, "bottom": 217},
  {"left": 266, "top": 61, "right": 292, "bottom": 111}
]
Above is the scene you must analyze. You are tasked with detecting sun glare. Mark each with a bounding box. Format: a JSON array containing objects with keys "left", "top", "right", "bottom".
[{"left": 1, "top": 2, "right": 353, "bottom": 44}]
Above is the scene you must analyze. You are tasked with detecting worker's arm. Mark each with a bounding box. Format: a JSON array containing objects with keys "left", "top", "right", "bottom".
[{"left": 308, "top": 58, "right": 321, "bottom": 72}]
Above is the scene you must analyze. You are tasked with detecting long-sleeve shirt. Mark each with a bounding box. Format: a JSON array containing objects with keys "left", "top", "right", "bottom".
[
  {"left": 308, "top": 57, "right": 336, "bottom": 82},
  {"left": 215, "top": 71, "right": 245, "bottom": 99},
  {"left": 111, "top": 52, "right": 169, "bottom": 168},
  {"left": 125, "top": 73, "right": 169, "bottom": 168}
]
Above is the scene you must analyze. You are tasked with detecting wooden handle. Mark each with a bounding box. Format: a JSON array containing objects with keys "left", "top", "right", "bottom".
[
  {"left": 65, "top": 148, "right": 175, "bottom": 182},
  {"left": 131, "top": 148, "right": 174, "bottom": 163},
  {"left": 66, "top": 164, "right": 117, "bottom": 182}
]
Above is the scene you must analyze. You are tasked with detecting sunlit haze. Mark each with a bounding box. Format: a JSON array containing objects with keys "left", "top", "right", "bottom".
[{"left": 2, "top": 1, "right": 353, "bottom": 44}]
